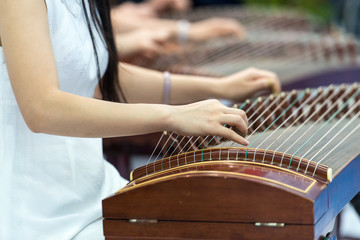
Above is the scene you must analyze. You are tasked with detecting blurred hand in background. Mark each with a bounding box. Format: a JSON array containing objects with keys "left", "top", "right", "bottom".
[{"left": 115, "top": 28, "right": 172, "bottom": 59}]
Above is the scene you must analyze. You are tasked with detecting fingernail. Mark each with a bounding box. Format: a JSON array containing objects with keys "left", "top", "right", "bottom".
[{"left": 243, "top": 139, "right": 250, "bottom": 146}]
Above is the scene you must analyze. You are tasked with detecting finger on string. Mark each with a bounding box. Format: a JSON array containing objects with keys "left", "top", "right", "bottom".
[
  {"left": 266, "top": 77, "right": 281, "bottom": 94},
  {"left": 141, "top": 41, "right": 161, "bottom": 59},
  {"left": 153, "top": 29, "right": 171, "bottom": 43},
  {"left": 252, "top": 77, "right": 281, "bottom": 95},
  {"left": 218, "top": 107, "right": 248, "bottom": 147},
  {"left": 252, "top": 69, "right": 280, "bottom": 92},
  {"left": 223, "top": 108, "right": 248, "bottom": 126},
  {"left": 143, "top": 50, "right": 158, "bottom": 59},
  {"left": 228, "top": 22, "right": 247, "bottom": 39},
  {"left": 219, "top": 126, "right": 250, "bottom": 146},
  {"left": 221, "top": 114, "right": 248, "bottom": 138}
]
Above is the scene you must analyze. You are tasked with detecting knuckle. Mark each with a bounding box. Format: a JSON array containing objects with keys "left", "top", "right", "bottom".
[
  {"left": 215, "top": 99, "right": 223, "bottom": 106},
  {"left": 239, "top": 109, "right": 246, "bottom": 117},
  {"left": 247, "top": 67, "right": 257, "bottom": 72},
  {"left": 269, "top": 73, "right": 277, "bottom": 78}
]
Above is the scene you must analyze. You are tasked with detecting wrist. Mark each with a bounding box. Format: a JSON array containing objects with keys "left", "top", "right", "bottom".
[
  {"left": 158, "top": 104, "right": 177, "bottom": 132},
  {"left": 212, "top": 78, "right": 227, "bottom": 99}
]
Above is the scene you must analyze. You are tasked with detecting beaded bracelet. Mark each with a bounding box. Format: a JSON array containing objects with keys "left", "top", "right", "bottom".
[{"left": 162, "top": 71, "right": 171, "bottom": 104}]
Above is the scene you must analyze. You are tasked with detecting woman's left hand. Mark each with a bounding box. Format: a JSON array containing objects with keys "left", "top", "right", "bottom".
[{"left": 217, "top": 67, "right": 281, "bottom": 102}]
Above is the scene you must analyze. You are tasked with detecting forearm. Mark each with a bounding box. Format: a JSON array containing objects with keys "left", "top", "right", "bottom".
[
  {"left": 32, "top": 89, "right": 172, "bottom": 137},
  {"left": 119, "top": 63, "right": 222, "bottom": 105},
  {"left": 170, "top": 74, "right": 222, "bottom": 104}
]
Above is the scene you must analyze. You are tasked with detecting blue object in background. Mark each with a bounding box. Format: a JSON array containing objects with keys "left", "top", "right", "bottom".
[{"left": 331, "top": 0, "right": 360, "bottom": 39}]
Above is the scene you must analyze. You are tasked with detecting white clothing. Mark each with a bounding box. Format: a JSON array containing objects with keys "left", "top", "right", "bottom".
[{"left": 0, "top": 0, "right": 127, "bottom": 239}]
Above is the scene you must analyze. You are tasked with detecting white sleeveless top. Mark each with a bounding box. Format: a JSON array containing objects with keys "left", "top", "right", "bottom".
[{"left": 0, "top": 1, "right": 127, "bottom": 239}]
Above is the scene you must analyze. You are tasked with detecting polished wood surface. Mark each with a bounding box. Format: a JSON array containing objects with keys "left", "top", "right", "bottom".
[
  {"left": 103, "top": 220, "right": 315, "bottom": 240},
  {"left": 130, "top": 148, "right": 331, "bottom": 182},
  {"left": 104, "top": 165, "right": 326, "bottom": 223},
  {"left": 103, "top": 157, "right": 360, "bottom": 240}
]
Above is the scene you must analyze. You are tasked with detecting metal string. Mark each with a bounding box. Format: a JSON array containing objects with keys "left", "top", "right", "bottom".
[
  {"left": 142, "top": 84, "right": 357, "bottom": 179},
  {"left": 146, "top": 132, "right": 166, "bottom": 175},
  {"left": 272, "top": 85, "right": 352, "bottom": 166},
  {"left": 138, "top": 85, "right": 358, "bottom": 178},
  {"left": 301, "top": 101, "right": 360, "bottom": 173},
  {"left": 312, "top": 124, "right": 360, "bottom": 177},
  {"left": 287, "top": 87, "right": 360, "bottom": 168},
  {"left": 251, "top": 89, "right": 314, "bottom": 162},
  {"left": 151, "top": 132, "right": 174, "bottom": 172},
  {"left": 267, "top": 87, "right": 334, "bottom": 165},
  {"left": 246, "top": 93, "right": 290, "bottom": 141},
  {"left": 244, "top": 93, "right": 301, "bottom": 160}
]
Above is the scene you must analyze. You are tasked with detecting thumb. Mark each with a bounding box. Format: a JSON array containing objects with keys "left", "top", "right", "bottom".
[
  {"left": 251, "top": 77, "right": 281, "bottom": 95},
  {"left": 153, "top": 30, "right": 171, "bottom": 43},
  {"left": 142, "top": 41, "right": 163, "bottom": 59}
]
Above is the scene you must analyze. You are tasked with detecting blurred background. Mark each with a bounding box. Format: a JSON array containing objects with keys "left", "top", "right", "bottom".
[{"left": 105, "top": 1, "right": 360, "bottom": 239}]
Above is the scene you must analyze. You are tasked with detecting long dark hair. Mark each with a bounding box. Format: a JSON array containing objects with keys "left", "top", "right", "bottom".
[{"left": 81, "top": 0, "right": 127, "bottom": 103}]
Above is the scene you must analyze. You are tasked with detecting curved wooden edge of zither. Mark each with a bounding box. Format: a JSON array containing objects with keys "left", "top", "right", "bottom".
[
  {"left": 103, "top": 160, "right": 329, "bottom": 225},
  {"left": 130, "top": 147, "right": 332, "bottom": 183}
]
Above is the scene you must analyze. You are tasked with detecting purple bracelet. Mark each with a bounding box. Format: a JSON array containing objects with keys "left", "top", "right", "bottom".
[{"left": 162, "top": 71, "right": 171, "bottom": 104}]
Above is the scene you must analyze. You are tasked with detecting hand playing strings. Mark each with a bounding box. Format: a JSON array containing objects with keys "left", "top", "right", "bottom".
[
  {"left": 111, "top": 0, "right": 191, "bottom": 19},
  {"left": 168, "top": 99, "right": 250, "bottom": 146},
  {"left": 189, "top": 18, "right": 247, "bottom": 41},
  {"left": 218, "top": 67, "right": 281, "bottom": 102},
  {"left": 115, "top": 28, "right": 172, "bottom": 59},
  {"left": 146, "top": 0, "right": 192, "bottom": 15}
]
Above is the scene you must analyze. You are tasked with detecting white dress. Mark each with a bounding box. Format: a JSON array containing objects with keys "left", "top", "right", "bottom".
[{"left": 0, "top": 0, "right": 127, "bottom": 239}]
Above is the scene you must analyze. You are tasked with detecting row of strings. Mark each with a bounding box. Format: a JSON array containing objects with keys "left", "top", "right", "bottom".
[
  {"left": 168, "top": 5, "right": 321, "bottom": 32},
  {"left": 141, "top": 83, "right": 360, "bottom": 179},
  {"left": 132, "top": 34, "right": 358, "bottom": 79},
  {"left": 129, "top": 7, "right": 359, "bottom": 78}
]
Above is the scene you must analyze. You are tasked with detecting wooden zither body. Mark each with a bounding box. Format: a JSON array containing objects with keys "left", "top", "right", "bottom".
[{"left": 103, "top": 84, "right": 360, "bottom": 239}]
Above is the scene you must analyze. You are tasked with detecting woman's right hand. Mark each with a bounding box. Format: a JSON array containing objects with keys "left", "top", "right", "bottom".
[
  {"left": 115, "top": 28, "right": 171, "bottom": 59},
  {"left": 147, "top": 0, "right": 192, "bottom": 14},
  {"left": 189, "top": 18, "right": 247, "bottom": 42},
  {"left": 168, "top": 99, "right": 249, "bottom": 146}
]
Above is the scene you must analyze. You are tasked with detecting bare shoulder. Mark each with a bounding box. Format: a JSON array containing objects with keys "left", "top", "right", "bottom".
[
  {"left": 0, "top": 0, "right": 49, "bottom": 48},
  {"left": 0, "top": 0, "right": 48, "bottom": 47},
  {"left": 0, "top": 0, "right": 49, "bottom": 59},
  {"left": 0, "top": 0, "right": 47, "bottom": 27}
]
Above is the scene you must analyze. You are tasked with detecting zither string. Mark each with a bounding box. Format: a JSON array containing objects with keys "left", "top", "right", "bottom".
[
  {"left": 270, "top": 85, "right": 354, "bottom": 166},
  {"left": 312, "top": 124, "right": 360, "bottom": 177},
  {"left": 144, "top": 85, "right": 358, "bottom": 177},
  {"left": 301, "top": 100, "right": 360, "bottom": 173},
  {"left": 243, "top": 93, "right": 301, "bottom": 160},
  {"left": 251, "top": 89, "right": 316, "bottom": 162},
  {"left": 145, "top": 88, "right": 311, "bottom": 172},
  {"left": 286, "top": 87, "right": 360, "bottom": 168}
]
